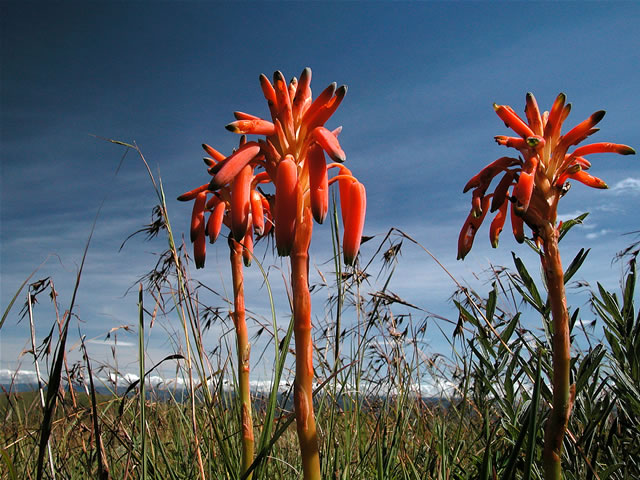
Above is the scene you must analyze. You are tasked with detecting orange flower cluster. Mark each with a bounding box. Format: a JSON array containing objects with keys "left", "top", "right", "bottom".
[
  {"left": 177, "top": 137, "right": 273, "bottom": 268},
  {"left": 180, "top": 67, "right": 366, "bottom": 267},
  {"left": 458, "top": 93, "right": 635, "bottom": 259}
]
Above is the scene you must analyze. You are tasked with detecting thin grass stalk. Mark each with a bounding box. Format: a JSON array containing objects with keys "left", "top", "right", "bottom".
[
  {"left": 80, "top": 335, "right": 110, "bottom": 480},
  {"left": 291, "top": 209, "right": 321, "bottom": 480},
  {"left": 541, "top": 223, "right": 574, "bottom": 480},
  {"left": 132, "top": 151, "right": 208, "bottom": 478},
  {"left": 230, "top": 238, "right": 255, "bottom": 478},
  {"left": 51, "top": 279, "right": 78, "bottom": 408},
  {"left": 27, "top": 289, "right": 56, "bottom": 480},
  {"left": 176, "top": 279, "right": 207, "bottom": 480},
  {"left": 37, "top": 205, "right": 97, "bottom": 480},
  {"left": 137, "top": 284, "right": 148, "bottom": 480}
]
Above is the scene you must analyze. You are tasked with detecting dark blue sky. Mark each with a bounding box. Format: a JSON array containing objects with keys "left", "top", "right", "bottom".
[{"left": 2, "top": 2, "right": 639, "bottom": 386}]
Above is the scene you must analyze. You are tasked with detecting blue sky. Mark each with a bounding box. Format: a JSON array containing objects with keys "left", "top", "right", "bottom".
[{"left": 2, "top": 2, "right": 639, "bottom": 388}]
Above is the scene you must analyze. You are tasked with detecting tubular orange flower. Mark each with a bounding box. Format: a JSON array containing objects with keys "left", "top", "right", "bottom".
[
  {"left": 459, "top": 93, "right": 635, "bottom": 480},
  {"left": 342, "top": 180, "right": 367, "bottom": 266},
  {"left": 274, "top": 156, "right": 298, "bottom": 256},
  {"left": 230, "top": 164, "right": 253, "bottom": 242},
  {"left": 308, "top": 143, "right": 329, "bottom": 224}
]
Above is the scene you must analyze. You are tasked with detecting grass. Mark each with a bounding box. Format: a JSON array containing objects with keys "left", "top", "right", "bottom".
[{"left": 1, "top": 143, "right": 638, "bottom": 479}]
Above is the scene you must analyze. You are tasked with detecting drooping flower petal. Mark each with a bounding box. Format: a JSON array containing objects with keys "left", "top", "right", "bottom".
[
  {"left": 570, "top": 142, "right": 636, "bottom": 157},
  {"left": 512, "top": 156, "right": 538, "bottom": 212},
  {"left": 342, "top": 181, "right": 366, "bottom": 266},
  {"left": 190, "top": 192, "right": 207, "bottom": 242},
  {"left": 489, "top": 200, "right": 508, "bottom": 248},
  {"left": 193, "top": 226, "right": 206, "bottom": 269},
  {"left": 274, "top": 156, "right": 298, "bottom": 256},
  {"left": 226, "top": 119, "right": 276, "bottom": 136},
  {"left": 490, "top": 170, "right": 516, "bottom": 212},
  {"left": 312, "top": 126, "right": 346, "bottom": 163},
  {"left": 209, "top": 142, "right": 261, "bottom": 190},
  {"left": 207, "top": 200, "right": 226, "bottom": 243},
  {"left": 178, "top": 183, "right": 210, "bottom": 202},
  {"left": 568, "top": 170, "right": 608, "bottom": 189},
  {"left": 510, "top": 200, "right": 525, "bottom": 244},
  {"left": 242, "top": 221, "right": 254, "bottom": 267},
  {"left": 250, "top": 190, "right": 265, "bottom": 236},
  {"left": 457, "top": 196, "right": 491, "bottom": 260},
  {"left": 261, "top": 195, "right": 273, "bottom": 237},
  {"left": 308, "top": 143, "right": 329, "bottom": 224},
  {"left": 230, "top": 164, "right": 253, "bottom": 241},
  {"left": 202, "top": 143, "right": 227, "bottom": 162},
  {"left": 463, "top": 157, "right": 520, "bottom": 193},
  {"left": 494, "top": 103, "right": 535, "bottom": 139}
]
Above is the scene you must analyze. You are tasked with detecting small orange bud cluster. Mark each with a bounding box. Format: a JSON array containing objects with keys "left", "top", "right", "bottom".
[{"left": 178, "top": 137, "right": 273, "bottom": 268}]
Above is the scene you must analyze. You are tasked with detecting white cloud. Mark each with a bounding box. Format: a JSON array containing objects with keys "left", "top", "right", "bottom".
[
  {"left": 0, "top": 369, "right": 38, "bottom": 384},
  {"left": 586, "top": 229, "right": 612, "bottom": 240},
  {"left": 611, "top": 177, "right": 640, "bottom": 195},
  {"left": 87, "top": 339, "right": 135, "bottom": 347}
]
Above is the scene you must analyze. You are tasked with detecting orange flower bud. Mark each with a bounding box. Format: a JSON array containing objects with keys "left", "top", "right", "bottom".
[
  {"left": 457, "top": 196, "right": 491, "bottom": 260},
  {"left": 190, "top": 192, "right": 207, "bottom": 243},
  {"left": 208, "top": 142, "right": 261, "bottom": 190},
  {"left": 312, "top": 126, "right": 346, "bottom": 163},
  {"left": 230, "top": 164, "right": 253, "bottom": 242},
  {"left": 275, "top": 157, "right": 298, "bottom": 256},
  {"left": 178, "top": 183, "right": 209, "bottom": 202},
  {"left": 226, "top": 119, "right": 276, "bottom": 136},
  {"left": 308, "top": 143, "right": 329, "bottom": 224},
  {"left": 489, "top": 200, "right": 508, "bottom": 248},
  {"left": 242, "top": 221, "right": 254, "bottom": 267},
  {"left": 342, "top": 181, "right": 366, "bottom": 266},
  {"left": 250, "top": 190, "right": 265, "bottom": 236},
  {"left": 510, "top": 200, "right": 525, "bottom": 244},
  {"left": 207, "top": 200, "right": 226, "bottom": 243},
  {"left": 494, "top": 104, "right": 535, "bottom": 139},
  {"left": 193, "top": 227, "right": 206, "bottom": 269}
]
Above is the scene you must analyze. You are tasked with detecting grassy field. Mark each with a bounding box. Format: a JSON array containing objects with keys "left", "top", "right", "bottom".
[{"left": 2, "top": 154, "right": 638, "bottom": 479}]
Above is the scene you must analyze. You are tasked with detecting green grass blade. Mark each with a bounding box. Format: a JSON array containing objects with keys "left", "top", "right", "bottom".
[{"left": 523, "top": 352, "right": 543, "bottom": 480}]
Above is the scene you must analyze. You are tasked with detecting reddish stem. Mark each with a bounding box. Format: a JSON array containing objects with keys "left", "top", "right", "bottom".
[
  {"left": 291, "top": 209, "right": 321, "bottom": 480},
  {"left": 541, "top": 222, "right": 573, "bottom": 480},
  {"left": 230, "top": 239, "right": 254, "bottom": 478}
]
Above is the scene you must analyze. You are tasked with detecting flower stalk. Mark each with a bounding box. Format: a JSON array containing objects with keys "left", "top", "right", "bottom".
[
  {"left": 540, "top": 222, "right": 573, "bottom": 480},
  {"left": 179, "top": 139, "right": 272, "bottom": 479},
  {"left": 291, "top": 208, "right": 321, "bottom": 479},
  {"left": 458, "top": 92, "right": 634, "bottom": 480},
  {"left": 229, "top": 237, "right": 255, "bottom": 478},
  {"left": 182, "top": 68, "right": 366, "bottom": 479}
]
